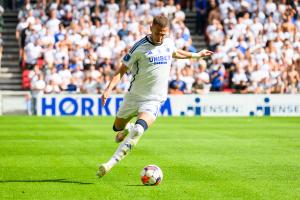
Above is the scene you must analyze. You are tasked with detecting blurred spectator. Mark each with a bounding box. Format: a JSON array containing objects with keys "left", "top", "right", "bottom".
[
  {"left": 195, "top": 0, "right": 208, "bottom": 35},
  {"left": 192, "top": 60, "right": 211, "bottom": 94},
  {"left": 117, "top": 21, "right": 129, "bottom": 40},
  {"left": 169, "top": 71, "right": 187, "bottom": 94},
  {"left": 82, "top": 76, "right": 98, "bottom": 94},
  {"left": 44, "top": 79, "right": 61, "bottom": 94},
  {"left": 24, "top": 39, "right": 42, "bottom": 69},
  {"left": 286, "top": 64, "right": 300, "bottom": 93},
  {"left": 66, "top": 77, "right": 78, "bottom": 93},
  {"left": 232, "top": 64, "right": 248, "bottom": 93},
  {"left": 46, "top": 9, "right": 60, "bottom": 34},
  {"left": 210, "top": 64, "right": 225, "bottom": 92},
  {"left": 31, "top": 73, "right": 46, "bottom": 114},
  {"left": 181, "top": 65, "right": 195, "bottom": 93}
]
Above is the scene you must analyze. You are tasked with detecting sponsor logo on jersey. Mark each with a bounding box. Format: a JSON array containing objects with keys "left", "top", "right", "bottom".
[{"left": 149, "top": 55, "right": 171, "bottom": 65}]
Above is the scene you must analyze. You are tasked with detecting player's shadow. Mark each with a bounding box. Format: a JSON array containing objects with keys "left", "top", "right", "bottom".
[
  {"left": 125, "top": 184, "right": 147, "bottom": 187},
  {"left": 0, "top": 179, "right": 93, "bottom": 185}
]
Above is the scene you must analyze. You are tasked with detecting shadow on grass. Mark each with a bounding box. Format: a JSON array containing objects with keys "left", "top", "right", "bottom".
[
  {"left": 0, "top": 179, "right": 93, "bottom": 185},
  {"left": 125, "top": 184, "right": 148, "bottom": 187}
]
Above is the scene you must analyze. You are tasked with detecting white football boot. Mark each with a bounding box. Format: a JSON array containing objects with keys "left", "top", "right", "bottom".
[{"left": 96, "top": 163, "right": 111, "bottom": 178}]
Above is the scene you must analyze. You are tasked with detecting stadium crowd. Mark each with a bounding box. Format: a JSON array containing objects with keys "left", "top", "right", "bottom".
[{"left": 16, "top": 0, "right": 300, "bottom": 96}]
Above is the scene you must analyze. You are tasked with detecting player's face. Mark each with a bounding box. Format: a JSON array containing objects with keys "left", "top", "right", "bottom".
[{"left": 150, "top": 24, "right": 169, "bottom": 45}]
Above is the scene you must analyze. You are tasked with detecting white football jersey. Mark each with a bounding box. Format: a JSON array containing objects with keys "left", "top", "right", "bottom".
[{"left": 122, "top": 35, "right": 177, "bottom": 101}]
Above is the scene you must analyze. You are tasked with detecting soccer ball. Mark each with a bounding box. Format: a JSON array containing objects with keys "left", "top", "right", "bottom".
[{"left": 140, "top": 165, "right": 163, "bottom": 186}]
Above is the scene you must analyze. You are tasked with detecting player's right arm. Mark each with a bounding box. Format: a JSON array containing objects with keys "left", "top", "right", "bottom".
[
  {"left": 102, "top": 39, "right": 141, "bottom": 105},
  {"left": 102, "top": 64, "right": 128, "bottom": 106},
  {"left": 102, "top": 48, "right": 139, "bottom": 105}
]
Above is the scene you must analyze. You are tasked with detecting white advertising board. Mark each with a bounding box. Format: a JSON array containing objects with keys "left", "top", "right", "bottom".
[{"left": 36, "top": 94, "right": 300, "bottom": 116}]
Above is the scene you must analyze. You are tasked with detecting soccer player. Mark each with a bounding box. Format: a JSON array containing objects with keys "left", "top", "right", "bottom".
[{"left": 97, "top": 15, "right": 213, "bottom": 177}]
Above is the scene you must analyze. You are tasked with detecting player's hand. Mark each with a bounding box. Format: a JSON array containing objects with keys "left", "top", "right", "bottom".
[
  {"left": 102, "top": 90, "right": 110, "bottom": 106},
  {"left": 198, "top": 49, "right": 214, "bottom": 58}
]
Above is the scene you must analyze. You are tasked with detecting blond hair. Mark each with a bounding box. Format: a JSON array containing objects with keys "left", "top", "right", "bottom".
[{"left": 152, "top": 15, "right": 169, "bottom": 28}]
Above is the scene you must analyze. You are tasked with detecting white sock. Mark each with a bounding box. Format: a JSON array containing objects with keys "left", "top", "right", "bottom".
[{"left": 106, "top": 124, "right": 145, "bottom": 169}]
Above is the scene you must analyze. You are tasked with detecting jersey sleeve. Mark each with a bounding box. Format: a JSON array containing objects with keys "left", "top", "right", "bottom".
[{"left": 121, "top": 50, "right": 139, "bottom": 71}]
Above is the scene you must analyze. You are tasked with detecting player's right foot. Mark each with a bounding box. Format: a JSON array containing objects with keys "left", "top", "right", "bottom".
[{"left": 96, "top": 163, "right": 110, "bottom": 178}]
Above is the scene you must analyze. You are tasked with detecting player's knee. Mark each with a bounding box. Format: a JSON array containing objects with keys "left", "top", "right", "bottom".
[{"left": 113, "top": 124, "right": 123, "bottom": 132}]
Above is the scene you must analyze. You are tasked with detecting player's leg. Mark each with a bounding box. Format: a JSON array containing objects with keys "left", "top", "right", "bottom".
[
  {"left": 112, "top": 95, "right": 137, "bottom": 143},
  {"left": 97, "top": 112, "right": 156, "bottom": 178},
  {"left": 97, "top": 96, "right": 137, "bottom": 177},
  {"left": 113, "top": 116, "right": 134, "bottom": 143},
  {"left": 97, "top": 101, "right": 160, "bottom": 178}
]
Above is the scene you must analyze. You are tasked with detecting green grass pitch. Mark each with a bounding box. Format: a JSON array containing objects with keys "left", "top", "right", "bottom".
[{"left": 0, "top": 116, "right": 300, "bottom": 200}]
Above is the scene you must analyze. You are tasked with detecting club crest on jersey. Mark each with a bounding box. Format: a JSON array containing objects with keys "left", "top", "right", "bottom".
[{"left": 123, "top": 54, "right": 131, "bottom": 61}]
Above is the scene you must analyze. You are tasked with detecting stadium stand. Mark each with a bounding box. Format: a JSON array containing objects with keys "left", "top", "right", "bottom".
[
  {"left": 0, "top": 7, "right": 22, "bottom": 90},
  {"left": 2, "top": 0, "right": 300, "bottom": 94},
  {"left": 205, "top": 0, "right": 300, "bottom": 94}
]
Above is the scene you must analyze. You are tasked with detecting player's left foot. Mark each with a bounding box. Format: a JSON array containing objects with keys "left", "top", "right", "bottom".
[
  {"left": 115, "top": 123, "right": 134, "bottom": 143},
  {"left": 115, "top": 130, "right": 128, "bottom": 143},
  {"left": 96, "top": 163, "right": 110, "bottom": 178}
]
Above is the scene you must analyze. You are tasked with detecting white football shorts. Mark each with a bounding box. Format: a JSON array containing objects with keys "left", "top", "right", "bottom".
[{"left": 116, "top": 94, "right": 162, "bottom": 119}]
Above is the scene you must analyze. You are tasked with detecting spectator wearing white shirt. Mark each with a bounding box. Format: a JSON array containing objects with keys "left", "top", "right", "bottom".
[
  {"left": 192, "top": 60, "right": 211, "bottom": 94},
  {"left": 28, "top": 65, "right": 41, "bottom": 85},
  {"left": 82, "top": 75, "right": 98, "bottom": 94},
  {"left": 71, "top": 42, "right": 85, "bottom": 68},
  {"left": 127, "top": 15, "right": 139, "bottom": 34},
  {"left": 264, "top": 15, "right": 277, "bottom": 35},
  {"left": 265, "top": 0, "right": 277, "bottom": 16},
  {"left": 72, "top": 65, "right": 85, "bottom": 88},
  {"left": 234, "top": 16, "right": 247, "bottom": 38},
  {"left": 223, "top": 9, "right": 237, "bottom": 32},
  {"left": 207, "top": 20, "right": 224, "bottom": 51},
  {"left": 165, "top": 0, "right": 176, "bottom": 19},
  {"left": 44, "top": 79, "right": 61, "bottom": 94},
  {"left": 232, "top": 64, "right": 248, "bottom": 93},
  {"left": 219, "top": 0, "right": 234, "bottom": 20},
  {"left": 46, "top": 9, "right": 60, "bottom": 34},
  {"left": 150, "top": 1, "right": 164, "bottom": 16},
  {"left": 96, "top": 40, "right": 112, "bottom": 61},
  {"left": 107, "top": 0, "right": 119, "bottom": 18},
  {"left": 31, "top": 73, "right": 46, "bottom": 114},
  {"left": 137, "top": 0, "right": 151, "bottom": 16},
  {"left": 54, "top": 43, "right": 69, "bottom": 69},
  {"left": 250, "top": 17, "right": 263, "bottom": 37},
  {"left": 174, "top": 4, "right": 185, "bottom": 22},
  {"left": 43, "top": 43, "right": 55, "bottom": 69},
  {"left": 87, "top": 65, "right": 101, "bottom": 81},
  {"left": 24, "top": 39, "right": 42, "bottom": 69},
  {"left": 58, "top": 64, "right": 72, "bottom": 90},
  {"left": 40, "top": 28, "right": 55, "bottom": 46},
  {"left": 181, "top": 65, "right": 195, "bottom": 93},
  {"left": 26, "top": 9, "right": 35, "bottom": 25},
  {"left": 46, "top": 67, "right": 62, "bottom": 86}
]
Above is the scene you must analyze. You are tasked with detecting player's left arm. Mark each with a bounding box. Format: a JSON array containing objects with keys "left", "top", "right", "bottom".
[{"left": 172, "top": 49, "right": 214, "bottom": 59}]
